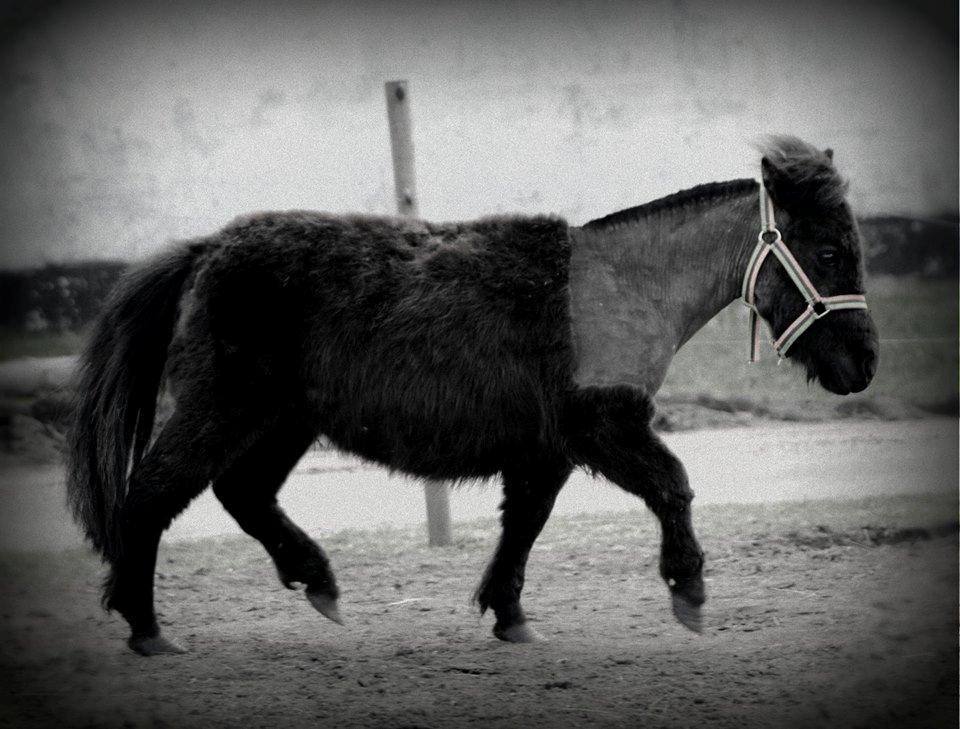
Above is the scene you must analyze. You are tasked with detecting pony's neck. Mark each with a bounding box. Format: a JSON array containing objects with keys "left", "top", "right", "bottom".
[{"left": 568, "top": 180, "right": 760, "bottom": 394}]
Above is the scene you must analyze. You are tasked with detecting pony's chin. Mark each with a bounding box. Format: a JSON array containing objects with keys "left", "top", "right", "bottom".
[
  {"left": 807, "top": 358, "right": 872, "bottom": 396},
  {"left": 819, "top": 376, "right": 853, "bottom": 396}
]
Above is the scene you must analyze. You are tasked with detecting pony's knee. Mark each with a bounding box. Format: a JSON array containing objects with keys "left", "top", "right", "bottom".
[{"left": 656, "top": 447, "right": 694, "bottom": 503}]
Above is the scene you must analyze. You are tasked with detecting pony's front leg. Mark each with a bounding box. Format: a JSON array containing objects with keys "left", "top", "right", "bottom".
[
  {"left": 565, "top": 386, "right": 706, "bottom": 631},
  {"left": 474, "top": 460, "right": 572, "bottom": 642}
]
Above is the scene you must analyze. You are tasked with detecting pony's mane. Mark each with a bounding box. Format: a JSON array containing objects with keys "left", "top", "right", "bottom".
[
  {"left": 755, "top": 134, "right": 848, "bottom": 210},
  {"left": 582, "top": 179, "right": 756, "bottom": 230},
  {"left": 584, "top": 135, "right": 847, "bottom": 230}
]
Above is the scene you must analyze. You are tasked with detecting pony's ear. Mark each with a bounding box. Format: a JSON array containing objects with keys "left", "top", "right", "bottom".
[
  {"left": 760, "top": 156, "right": 783, "bottom": 203},
  {"left": 758, "top": 137, "right": 847, "bottom": 213},
  {"left": 760, "top": 155, "right": 773, "bottom": 186}
]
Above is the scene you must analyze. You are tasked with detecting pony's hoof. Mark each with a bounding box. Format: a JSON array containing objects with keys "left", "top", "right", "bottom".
[
  {"left": 493, "top": 622, "right": 543, "bottom": 643},
  {"left": 128, "top": 634, "right": 186, "bottom": 656},
  {"left": 667, "top": 575, "right": 705, "bottom": 633},
  {"left": 306, "top": 590, "right": 344, "bottom": 625},
  {"left": 670, "top": 593, "right": 703, "bottom": 633}
]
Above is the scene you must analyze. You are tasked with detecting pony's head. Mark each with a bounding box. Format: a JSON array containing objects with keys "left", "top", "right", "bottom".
[{"left": 752, "top": 136, "right": 878, "bottom": 395}]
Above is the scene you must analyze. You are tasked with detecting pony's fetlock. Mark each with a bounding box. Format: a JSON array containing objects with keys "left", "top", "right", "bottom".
[
  {"left": 478, "top": 585, "right": 529, "bottom": 638},
  {"left": 666, "top": 574, "right": 705, "bottom": 605},
  {"left": 274, "top": 547, "right": 336, "bottom": 591},
  {"left": 661, "top": 545, "right": 706, "bottom": 633},
  {"left": 660, "top": 544, "right": 704, "bottom": 586}
]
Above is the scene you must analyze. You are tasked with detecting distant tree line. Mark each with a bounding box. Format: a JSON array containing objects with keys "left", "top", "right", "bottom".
[
  {"left": 0, "top": 261, "right": 126, "bottom": 333},
  {"left": 0, "top": 215, "right": 955, "bottom": 333},
  {"left": 857, "top": 215, "right": 957, "bottom": 277}
]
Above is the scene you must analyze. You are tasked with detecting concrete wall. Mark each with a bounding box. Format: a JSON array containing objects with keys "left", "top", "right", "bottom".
[{"left": 1, "top": 0, "right": 956, "bottom": 267}]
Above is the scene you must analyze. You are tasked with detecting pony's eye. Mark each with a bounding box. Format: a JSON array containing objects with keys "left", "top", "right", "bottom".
[{"left": 816, "top": 248, "right": 839, "bottom": 266}]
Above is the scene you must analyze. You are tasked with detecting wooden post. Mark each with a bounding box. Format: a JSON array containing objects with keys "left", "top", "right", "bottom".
[
  {"left": 384, "top": 80, "right": 453, "bottom": 547},
  {"left": 384, "top": 81, "right": 419, "bottom": 217}
]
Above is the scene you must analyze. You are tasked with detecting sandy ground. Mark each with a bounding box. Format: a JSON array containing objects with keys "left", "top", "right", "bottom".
[
  {"left": 0, "top": 419, "right": 957, "bottom": 727},
  {"left": 0, "top": 496, "right": 957, "bottom": 729}
]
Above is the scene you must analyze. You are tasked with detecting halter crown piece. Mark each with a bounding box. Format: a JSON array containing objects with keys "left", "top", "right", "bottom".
[{"left": 741, "top": 178, "right": 869, "bottom": 363}]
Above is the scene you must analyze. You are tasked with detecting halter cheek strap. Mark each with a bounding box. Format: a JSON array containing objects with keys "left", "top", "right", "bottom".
[{"left": 741, "top": 181, "right": 868, "bottom": 362}]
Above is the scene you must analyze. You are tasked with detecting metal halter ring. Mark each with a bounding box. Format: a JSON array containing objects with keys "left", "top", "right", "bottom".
[{"left": 759, "top": 229, "right": 781, "bottom": 245}]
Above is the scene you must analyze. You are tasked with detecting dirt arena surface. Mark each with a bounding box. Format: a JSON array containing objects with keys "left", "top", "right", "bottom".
[{"left": 1, "top": 495, "right": 956, "bottom": 729}]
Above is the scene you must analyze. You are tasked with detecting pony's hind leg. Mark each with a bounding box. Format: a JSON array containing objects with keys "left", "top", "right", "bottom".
[
  {"left": 474, "top": 459, "right": 572, "bottom": 642},
  {"left": 104, "top": 410, "right": 222, "bottom": 656},
  {"left": 212, "top": 419, "right": 342, "bottom": 624},
  {"left": 565, "top": 386, "right": 706, "bottom": 632}
]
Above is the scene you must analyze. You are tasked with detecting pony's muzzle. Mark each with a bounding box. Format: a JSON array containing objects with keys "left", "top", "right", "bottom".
[{"left": 836, "top": 343, "right": 878, "bottom": 394}]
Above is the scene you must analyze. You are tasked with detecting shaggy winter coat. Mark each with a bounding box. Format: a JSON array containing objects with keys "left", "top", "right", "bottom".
[{"left": 167, "top": 213, "right": 574, "bottom": 479}]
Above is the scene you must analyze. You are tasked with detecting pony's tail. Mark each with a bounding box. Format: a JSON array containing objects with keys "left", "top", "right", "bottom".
[{"left": 66, "top": 242, "right": 207, "bottom": 562}]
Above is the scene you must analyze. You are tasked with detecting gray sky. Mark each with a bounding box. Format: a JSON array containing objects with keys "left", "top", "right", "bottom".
[{"left": 1, "top": 0, "right": 956, "bottom": 267}]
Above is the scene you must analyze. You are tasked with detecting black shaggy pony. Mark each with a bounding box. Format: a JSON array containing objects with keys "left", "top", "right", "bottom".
[{"left": 68, "top": 136, "right": 878, "bottom": 654}]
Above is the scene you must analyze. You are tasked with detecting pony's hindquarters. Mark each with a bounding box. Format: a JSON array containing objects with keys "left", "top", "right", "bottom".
[
  {"left": 67, "top": 242, "right": 216, "bottom": 653},
  {"left": 67, "top": 242, "right": 207, "bottom": 562}
]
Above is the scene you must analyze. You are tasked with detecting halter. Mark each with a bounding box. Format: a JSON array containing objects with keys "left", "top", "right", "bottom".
[{"left": 741, "top": 181, "right": 868, "bottom": 362}]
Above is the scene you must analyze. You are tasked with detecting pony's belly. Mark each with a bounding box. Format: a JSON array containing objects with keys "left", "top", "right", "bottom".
[
  {"left": 322, "top": 425, "right": 517, "bottom": 480},
  {"left": 314, "top": 390, "right": 548, "bottom": 480}
]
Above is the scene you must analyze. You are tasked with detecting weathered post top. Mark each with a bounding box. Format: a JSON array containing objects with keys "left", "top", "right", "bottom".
[{"left": 384, "top": 80, "right": 419, "bottom": 218}]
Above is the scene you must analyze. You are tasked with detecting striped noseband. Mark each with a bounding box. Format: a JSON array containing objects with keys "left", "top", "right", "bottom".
[{"left": 741, "top": 181, "right": 868, "bottom": 362}]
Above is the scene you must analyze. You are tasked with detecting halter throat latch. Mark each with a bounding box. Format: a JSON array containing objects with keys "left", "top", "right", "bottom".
[{"left": 741, "top": 182, "right": 868, "bottom": 363}]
